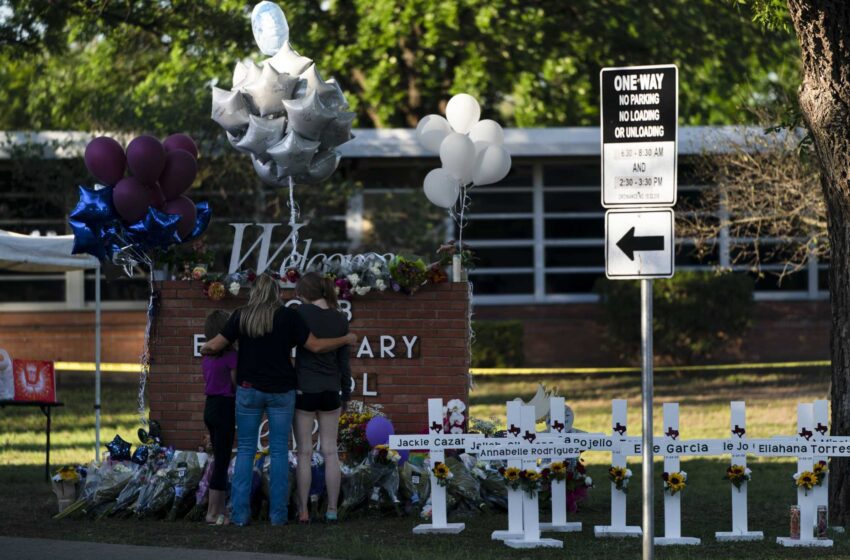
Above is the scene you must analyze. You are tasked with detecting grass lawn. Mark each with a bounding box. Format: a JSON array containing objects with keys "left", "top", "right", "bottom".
[{"left": 1, "top": 367, "right": 846, "bottom": 559}]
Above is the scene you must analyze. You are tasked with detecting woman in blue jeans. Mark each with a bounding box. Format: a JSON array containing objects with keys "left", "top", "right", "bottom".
[{"left": 201, "top": 274, "right": 355, "bottom": 525}]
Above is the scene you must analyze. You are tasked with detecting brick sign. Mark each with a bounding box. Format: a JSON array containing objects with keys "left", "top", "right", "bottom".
[{"left": 149, "top": 281, "right": 470, "bottom": 450}]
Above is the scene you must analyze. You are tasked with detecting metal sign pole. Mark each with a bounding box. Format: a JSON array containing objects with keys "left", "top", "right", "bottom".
[{"left": 641, "top": 278, "right": 654, "bottom": 560}]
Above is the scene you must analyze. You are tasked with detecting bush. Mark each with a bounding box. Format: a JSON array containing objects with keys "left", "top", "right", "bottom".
[
  {"left": 594, "top": 271, "right": 754, "bottom": 364},
  {"left": 471, "top": 321, "right": 524, "bottom": 368}
]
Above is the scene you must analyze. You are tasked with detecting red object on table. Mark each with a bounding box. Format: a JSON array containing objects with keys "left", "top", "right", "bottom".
[{"left": 12, "top": 359, "right": 55, "bottom": 402}]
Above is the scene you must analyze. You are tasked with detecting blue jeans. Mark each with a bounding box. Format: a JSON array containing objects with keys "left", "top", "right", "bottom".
[{"left": 231, "top": 386, "right": 295, "bottom": 525}]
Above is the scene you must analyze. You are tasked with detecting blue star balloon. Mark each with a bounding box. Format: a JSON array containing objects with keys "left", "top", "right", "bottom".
[
  {"left": 69, "top": 185, "right": 117, "bottom": 225},
  {"left": 184, "top": 201, "right": 212, "bottom": 242},
  {"left": 127, "top": 207, "right": 181, "bottom": 250},
  {"left": 106, "top": 435, "right": 132, "bottom": 461},
  {"left": 131, "top": 445, "right": 149, "bottom": 465},
  {"left": 69, "top": 219, "right": 106, "bottom": 260}
]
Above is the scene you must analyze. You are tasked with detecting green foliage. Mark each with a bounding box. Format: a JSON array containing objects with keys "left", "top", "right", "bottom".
[
  {"left": 471, "top": 320, "right": 524, "bottom": 368},
  {"left": 0, "top": 0, "right": 801, "bottom": 132},
  {"left": 595, "top": 271, "right": 754, "bottom": 364}
]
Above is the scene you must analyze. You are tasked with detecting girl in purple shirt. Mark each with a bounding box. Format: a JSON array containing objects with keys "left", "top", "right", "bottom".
[{"left": 202, "top": 310, "right": 237, "bottom": 524}]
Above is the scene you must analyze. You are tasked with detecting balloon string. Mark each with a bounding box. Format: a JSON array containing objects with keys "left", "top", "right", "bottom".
[
  {"left": 285, "top": 175, "right": 301, "bottom": 270},
  {"left": 138, "top": 264, "right": 155, "bottom": 427},
  {"left": 451, "top": 183, "right": 471, "bottom": 248}
]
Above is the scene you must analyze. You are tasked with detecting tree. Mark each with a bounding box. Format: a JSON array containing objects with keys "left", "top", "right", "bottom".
[{"left": 0, "top": 1, "right": 800, "bottom": 132}]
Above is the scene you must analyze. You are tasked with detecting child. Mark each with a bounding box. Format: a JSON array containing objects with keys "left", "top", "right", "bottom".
[{"left": 202, "top": 309, "right": 237, "bottom": 525}]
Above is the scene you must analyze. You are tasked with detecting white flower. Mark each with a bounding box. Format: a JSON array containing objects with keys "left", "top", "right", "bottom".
[
  {"left": 744, "top": 468, "right": 752, "bottom": 475},
  {"left": 446, "top": 398, "right": 466, "bottom": 413},
  {"left": 354, "top": 286, "right": 371, "bottom": 296},
  {"left": 793, "top": 473, "right": 800, "bottom": 480},
  {"left": 347, "top": 273, "right": 360, "bottom": 286},
  {"left": 375, "top": 279, "right": 387, "bottom": 291},
  {"left": 680, "top": 471, "right": 687, "bottom": 480},
  {"left": 585, "top": 476, "right": 593, "bottom": 486},
  {"left": 228, "top": 282, "right": 241, "bottom": 296},
  {"left": 625, "top": 469, "right": 633, "bottom": 477},
  {"left": 449, "top": 411, "right": 465, "bottom": 426},
  {"left": 370, "top": 264, "right": 382, "bottom": 276},
  {"left": 450, "top": 425, "right": 463, "bottom": 434}
]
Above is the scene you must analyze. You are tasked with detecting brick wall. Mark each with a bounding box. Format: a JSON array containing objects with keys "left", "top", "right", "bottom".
[
  {"left": 149, "top": 280, "right": 471, "bottom": 450},
  {"left": 0, "top": 310, "right": 146, "bottom": 363}
]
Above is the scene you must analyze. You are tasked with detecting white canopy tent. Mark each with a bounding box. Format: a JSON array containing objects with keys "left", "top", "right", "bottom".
[{"left": 0, "top": 229, "right": 103, "bottom": 460}]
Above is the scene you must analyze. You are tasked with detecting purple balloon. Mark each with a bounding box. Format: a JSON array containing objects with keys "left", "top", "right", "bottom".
[
  {"left": 163, "top": 195, "right": 197, "bottom": 240},
  {"left": 84, "top": 136, "right": 126, "bottom": 186},
  {"left": 159, "top": 149, "right": 198, "bottom": 201},
  {"left": 398, "top": 449, "right": 410, "bottom": 466},
  {"left": 113, "top": 177, "right": 152, "bottom": 223},
  {"left": 126, "top": 135, "right": 166, "bottom": 183},
  {"left": 365, "top": 416, "right": 395, "bottom": 447},
  {"left": 162, "top": 133, "right": 199, "bottom": 160},
  {"left": 149, "top": 181, "right": 167, "bottom": 210}
]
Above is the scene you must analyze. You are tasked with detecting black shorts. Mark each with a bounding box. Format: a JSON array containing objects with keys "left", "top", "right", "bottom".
[{"left": 295, "top": 390, "right": 342, "bottom": 412}]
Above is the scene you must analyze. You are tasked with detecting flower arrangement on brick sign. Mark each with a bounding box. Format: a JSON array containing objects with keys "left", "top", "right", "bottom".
[
  {"left": 662, "top": 470, "right": 687, "bottom": 495},
  {"left": 432, "top": 461, "right": 453, "bottom": 487},
  {"left": 725, "top": 464, "right": 752, "bottom": 491},
  {"left": 794, "top": 470, "right": 819, "bottom": 494},
  {"left": 608, "top": 465, "right": 633, "bottom": 493},
  {"left": 443, "top": 399, "right": 467, "bottom": 434},
  {"left": 813, "top": 459, "right": 828, "bottom": 484}
]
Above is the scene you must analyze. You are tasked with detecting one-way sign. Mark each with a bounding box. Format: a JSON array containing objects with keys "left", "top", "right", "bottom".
[{"left": 605, "top": 209, "right": 674, "bottom": 279}]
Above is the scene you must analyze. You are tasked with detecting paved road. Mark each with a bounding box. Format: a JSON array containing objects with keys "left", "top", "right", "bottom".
[{"left": 0, "top": 536, "right": 333, "bottom": 560}]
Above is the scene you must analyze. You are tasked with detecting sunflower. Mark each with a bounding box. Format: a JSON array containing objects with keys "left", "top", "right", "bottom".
[
  {"left": 503, "top": 467, "right": 521, "bottom": 482},
  {"left": 524, "top": 469, "right": 542, "bottom": 482},
  {"left": 813, "top": 460, "right": 828, "bottom": 483},
  {"left": 795, "top": 470, "right": 818, "bottom": 492},
  {"left": 551, "top": 462, "right": 566, "bottom": 474},
  {"left": 663, "top": 471, "right": 687, "bottom": 495},
  {"left": 609, "top": 466, "right": 627, "bottom": 482}
]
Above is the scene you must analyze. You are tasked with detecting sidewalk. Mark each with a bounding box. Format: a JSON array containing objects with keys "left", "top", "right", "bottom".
[{"left": 0, "top": 536, "right": 334, "bottom": 560}]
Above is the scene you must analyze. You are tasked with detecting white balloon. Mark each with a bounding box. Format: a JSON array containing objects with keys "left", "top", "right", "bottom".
[
  {"left": 251, "top": 1, "right": 290, "bottom": 56},
  {"left": 423, "top": 168, "right": 460, "bottom": 208},
  {"left": 472, "top": 144, "right": 512, "bottom": 186},
  {"left": 415, "top": 114, "right": 452, "bottom": 153},
  {"left": 468, "top": 119, "right": 504, "bottom": 145},
  {"left": 439, "top": 133, "right": 475, "bottom": 185},
  {"left": 445, "top": 93, "right": 481, "bottom": 134}
]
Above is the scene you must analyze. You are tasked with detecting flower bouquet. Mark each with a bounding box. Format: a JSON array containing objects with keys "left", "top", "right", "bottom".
[
  {"left": 662, "top": 471, "right": 687, "bottom": 495},
  {"left": 166, "top": 452, "right": 204, "bottom": 521},
  {"left": 368, "top": 445, "right": 402, "bottom": 515},
  {"left": 813, "top": 460, "right": 828, "bottom": 484},
  {"left": 477, "top": 464, "right": 509, "bottom": 511},
  {"left": 338, "top": 403, "right": 382, "bottom": 464},
  {"left": 444, "top": 399, "right": 467, "bottom": 434},
  {"left": 608, "top": 465, "right": 633, "bottom": 493},
  {"left": 445, "top": 456, "right": 485, "bottom": 512},
  {"left": 431, "top": 461, "right": 453, "bottom": 488},
  {"left": 725, "top": 464, "right": 752, "bottom": 491},
  {"left": 794, "top": 470, "right": 819, "bottom": 495},
  {"left": 54, "top": 460, "right": 136, "bottom": 519},
  {"left": 185, "top": 457, "right": 216, "bottom": 521},
  {"left": 51, "top": 465, "right": 85, "bottom": 513},
  {"left": 388, "top": 255, "right": 428, "bottom": 295},
  {"left": 399, "top": 460, "right": 431, "bottom": 515}
]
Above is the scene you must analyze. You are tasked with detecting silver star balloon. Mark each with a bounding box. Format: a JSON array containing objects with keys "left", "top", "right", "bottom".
[
  {"left": 211, "top": 87, "right": 251, "bottom": 131},
  {"left": 283, "top": 89, "right": 336, "bottom": 141},
  {"left": 267, "top": 130, "right": 321, "bottom": 177},
  {"left": 243, "top": 63, "right": 299, "bottom": 117},
  {"left": 226, "top": 130, "right": 253, "bottom": 154},
  {"left": 251, "top": 154, "right": 288, "bottom": 187},
  {"left": 294, "top": 149, "right": 342, "bottom": 184},
  {"left": 322, "top": 78, "right": 349, "bottom": 111},
  {"left": 233, "top": 60, "right": 262, "bottom": 91},
  {"left": 320, "top": 111, "right": 355, "bottom": 151},
  {"left": 235, "top": 114, "right": 287, "bottom": 155},
  {"left": 267, "top": 41, "right": 312, "bottom": 77}
]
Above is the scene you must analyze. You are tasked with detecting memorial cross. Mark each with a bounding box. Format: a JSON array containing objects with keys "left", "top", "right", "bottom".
[
  {"left": 540, "top": 396, "right": 583, "bottom": 533},
  {"left": 655, "top": 403, "right": 701, "bottom": 545},
  {"left": 595, "top": 399, "right": 642, "bottom": 537}
]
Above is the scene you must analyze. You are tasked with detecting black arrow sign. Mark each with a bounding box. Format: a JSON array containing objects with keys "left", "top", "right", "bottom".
[{"left": 616, "top": 227, "right": 664, "bottom": 261}]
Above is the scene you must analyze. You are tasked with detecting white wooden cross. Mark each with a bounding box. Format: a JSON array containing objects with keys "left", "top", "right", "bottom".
[
  {"left": 655, "top": 402, "right": 701, "bottom": 546},
  {"left": 776, "top": 403, "right": 833, "bottom": 547},
  {"left": 490, "top": 400, "right": 525, "bottom": 541},
  {"left": 594, "top": 399, "right": 642, "bottom": 537},
  {"left": 387, "top": 398, "right": 483, "bottom": 534},
  {"left": 540, "top": 396, "right": 582, "bottom": 533},
  {"left": 715, "top": 401, "right": 763, "bottom": 541},
  {"left": 471, "top": 404, "right": 566, "bottom": 549}
]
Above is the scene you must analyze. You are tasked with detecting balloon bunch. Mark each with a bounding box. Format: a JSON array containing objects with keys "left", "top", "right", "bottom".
[
  {"left": 211, "top": 1, "right": 352, "bottom": 268},
  {"left": 70, "top": 133, "right": 210, "bottom": 427},
  {"left": 415, "top": 94, "right": 511, "bottom": 247},
  {"left": 71, "top": 133, "right": 210, "bottom": 271}
]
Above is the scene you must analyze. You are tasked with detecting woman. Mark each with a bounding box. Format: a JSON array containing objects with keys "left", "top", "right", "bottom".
[
  {"left": 201, "top": 274, "right": 355, "bottom": 526},
  {"left": 292, "top": 272, "right": 351, "bottom": 524}
]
